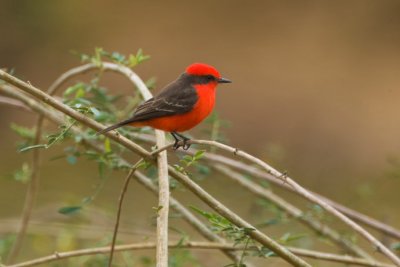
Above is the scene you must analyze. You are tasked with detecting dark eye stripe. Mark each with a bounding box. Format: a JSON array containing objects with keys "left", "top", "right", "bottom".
[{"left": 181, "top": 73, "right": 217, "bottom": 84}]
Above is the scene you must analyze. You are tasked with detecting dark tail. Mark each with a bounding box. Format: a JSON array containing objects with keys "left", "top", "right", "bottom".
[{"left": 96, "top": 118, "right": 137, "bottom": 135}]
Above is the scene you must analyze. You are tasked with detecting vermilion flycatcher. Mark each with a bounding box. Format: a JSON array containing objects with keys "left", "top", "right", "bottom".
[{"left": 98, "top": 63, "right": 231, "bottom": 149}]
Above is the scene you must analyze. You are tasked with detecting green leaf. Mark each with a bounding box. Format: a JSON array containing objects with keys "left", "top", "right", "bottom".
[
  {"left": 194, "top": 150, "right": 205, "bottom": 160},
  {"left": 58, "top": 206, "right": 82, "bottom": 215},
  {"left": 392, "top": 242, "right": 400, "bottom": 251},
  {"left": 279, "top": 232, "right": 307, "bottom": 244},
  {"left": 19, "top": 144, "right": 47, "bottom": 152},
  {"left": 111, "top": 52, "right": 125, "bottom": 63},
  {"left": 136, "top": 48, "right": 150, "bottom": 63},
  {"left": 13, "top": 163, "right": 32, "bottom": 183},
  {"left": 189, "top": 206, "right": 213, "bottom": 220},
  {"left": 104, "top": 138, "right": 112, "bottom": 153},
  {"left": 92, "top": 47, "right": 104, "bottom": 67},
  {"left": 10, "top": 123, "right": 35, "bottom": 139},
  {"left": 64, "top": 83, "right": 85, "bottom": 97}
]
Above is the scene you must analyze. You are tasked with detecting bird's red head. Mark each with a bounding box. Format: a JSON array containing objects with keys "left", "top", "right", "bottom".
[
  {"left": 186, "top": 63, "right": 221, "bottom": 78},
  {"left": 185, "top": 63, "right": 232, "bottom": 84}
]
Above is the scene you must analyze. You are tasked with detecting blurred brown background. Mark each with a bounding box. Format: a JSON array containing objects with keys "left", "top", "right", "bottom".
[{"left": 1, "top": 0, "right": 400, "bottom": 265}]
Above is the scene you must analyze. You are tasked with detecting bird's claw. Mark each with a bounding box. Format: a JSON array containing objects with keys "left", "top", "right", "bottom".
[
  {"left": 171, "top": 132, "right": 191, "bottom": 151},
  {"left": 172, "top": 139, "right": 191, "bottom": 150}
]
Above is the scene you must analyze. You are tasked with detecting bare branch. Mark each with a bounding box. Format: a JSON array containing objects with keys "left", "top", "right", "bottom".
[
  {"left": 108, "top": 160, "right": 144, "bottom": 267},
  {"left": 5, "top": 241, "right": 395, "bottom": 267},
  {"left": 185, "top": 140, "right": 400, "bottom": 266},
  {"left": 213, "top": 163, "right": 373, "bottom": 259},
  {"left": 0, "top": 96, "right": 31, "bottom": 111},
  {"left": 203, "top": 152, "right": 400, "bottom": 240},
  {"left": 168, "top": 167, "right": 310, "bottom": 266},
  {"left": 103, "top": 131, "right": 400, "bottom": 241}
]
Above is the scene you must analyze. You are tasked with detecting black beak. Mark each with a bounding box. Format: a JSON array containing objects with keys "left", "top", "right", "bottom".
[{"left": 218, "top": 77, "right": 232, "bottom": 83}]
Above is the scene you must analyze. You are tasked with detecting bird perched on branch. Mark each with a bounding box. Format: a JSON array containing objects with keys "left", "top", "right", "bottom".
[{"left": 98, "top": 63, "right": 231, "bottom": 150}]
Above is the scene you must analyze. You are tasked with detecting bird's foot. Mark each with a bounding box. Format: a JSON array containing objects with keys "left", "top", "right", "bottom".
[{"left": 171, "top": 132, "right": 191, "bottom": 150}]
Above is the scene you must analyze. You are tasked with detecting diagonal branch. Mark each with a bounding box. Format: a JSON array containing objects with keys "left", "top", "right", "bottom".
[
  {"left": 213, "top": 163, "right": 373, "bottom": 259},
  {"left": 185, "top": 140, "right": 400, "bottom": 266},
  {"left": 1, "top": 64, "right": 170, "bottom": 266}
]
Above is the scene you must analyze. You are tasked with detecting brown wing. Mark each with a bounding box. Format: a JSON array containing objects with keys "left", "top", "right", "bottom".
[
  {"left": 97, "top": 75, "right": 198, "bottom": 134},
  {"left": 132, "top": 79, "right": 198, "bottom": 121}
]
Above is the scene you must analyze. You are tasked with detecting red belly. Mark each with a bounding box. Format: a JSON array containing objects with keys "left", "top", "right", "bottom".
[{"left": 132, "top": 85, "right": 216, "bottom": 132}]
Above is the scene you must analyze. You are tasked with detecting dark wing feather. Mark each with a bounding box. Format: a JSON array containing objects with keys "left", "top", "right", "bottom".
[
  {"left": 130, "top": 78, "right": 198, "bottom": 122},
  {"left": 97, "top": 76, "right": 197, "bottom": 135}
]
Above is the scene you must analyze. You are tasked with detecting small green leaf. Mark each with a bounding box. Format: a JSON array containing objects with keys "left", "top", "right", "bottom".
[
  {"left": 392, "top": 242, "right": 400, "bottom": 251},
  {"left": 152, "top": 206, "right": 163, "bottom": 215},
  {"left": 58, "top": 206, "right": 82, "bottom": 215},
  {"left": 10, "top": 123, "right": 35, "bottom": 139},
  {"left": 111, "top": 52, "right": 125, "bottom": 63},
  {"left": 104, "top": 138, "right": 112, "bottom": 153},
  {"left": 13, "top": 163, "right": 32, "bottom": 183},
  {"left": 128, "top": 54, "right": 138, "bottom": 67},
  {"left": 194, "top": 150, "right": 205, "bottom": 160},
  {"left": 189, "top": 206, "right": 213, "bottom": 220},
  {"left": 19, "top": 144, "right": 47, "bottom": 152}
]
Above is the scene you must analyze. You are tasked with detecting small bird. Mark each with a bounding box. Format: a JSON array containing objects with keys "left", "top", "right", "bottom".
[{"left": 98, "top": 63, "right": 231, "bottom": 149}]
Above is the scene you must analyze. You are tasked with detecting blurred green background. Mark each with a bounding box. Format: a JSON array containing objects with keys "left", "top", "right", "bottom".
[{"left": 1, "top": 1, "right": 400, "bottom": 266}]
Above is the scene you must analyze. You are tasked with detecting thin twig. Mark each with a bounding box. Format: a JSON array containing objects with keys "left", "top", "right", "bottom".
[
  {"left": 6, "top": 114, "right": 45, "bottom": 264},
  {"left": 5, "top": 241, "right": 395, "bottom": 267},
  {"left": 0, "top": 96, "right": 31, "bottom": 111},
  {"left": 108, "top": 160, "right": 143, "bottom": 267}
]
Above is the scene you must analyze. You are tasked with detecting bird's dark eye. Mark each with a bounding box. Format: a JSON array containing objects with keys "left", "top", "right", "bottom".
[{"left": 206, "top": 75, "right": 214, "bottom": 80}]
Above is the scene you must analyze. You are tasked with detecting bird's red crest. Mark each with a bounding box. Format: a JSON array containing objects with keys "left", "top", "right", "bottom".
[{"left": 185, "top": 63, "right": 221, "bottom": 78}]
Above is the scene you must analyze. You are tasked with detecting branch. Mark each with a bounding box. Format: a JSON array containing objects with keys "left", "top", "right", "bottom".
[
  {"left": 213, "top": 164, "right": 373, "bottom": 259},
  {"left": 104, "top": 131, "right": 400, "bottom": 241},
  {"left": 185, "top": 140, "right": 400, "bottom": 266},
  {"left": 0, "top": 69, "right": 150, "bottom": 158},
  {"left": 108, "top": 160, "right": 143, "bottom": 266},
  {"left": 168, "top": 167, "right": 310, "bottom": 266},
  {"left": 203, "top": 152, "right": 400, "bottom": 240},
  {"left": 5, "top": 241, "right": 395, "bottom": 267},
  {"left": 0, "top": 96, "right": 31, "bottom": 111}
]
